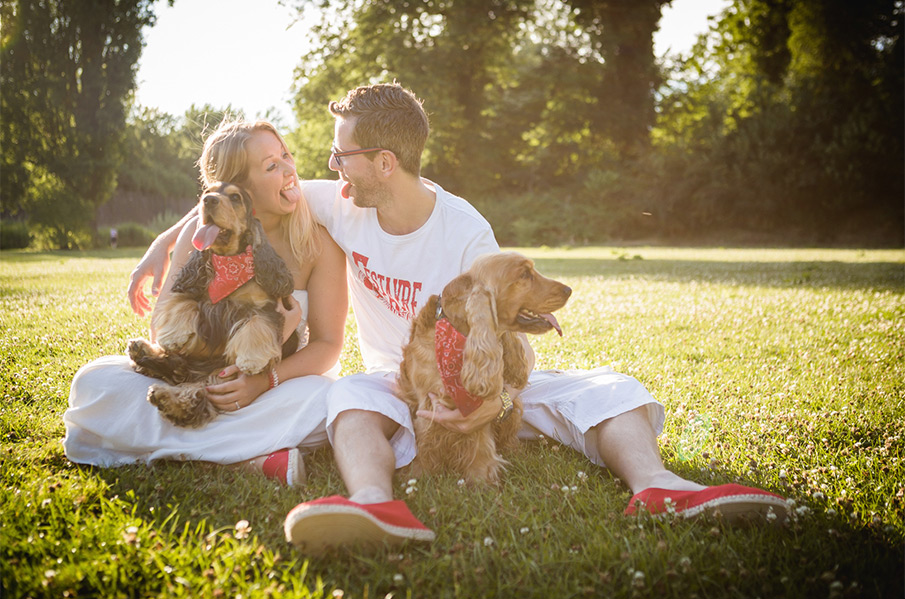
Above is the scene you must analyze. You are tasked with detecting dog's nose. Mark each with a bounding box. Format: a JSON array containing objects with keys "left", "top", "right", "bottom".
[
  {"left": 562, "top": 285, "right": 572, "bottom": 298},
  {"left": 202, "top": 194, "right": 219, "bottom": 206}
]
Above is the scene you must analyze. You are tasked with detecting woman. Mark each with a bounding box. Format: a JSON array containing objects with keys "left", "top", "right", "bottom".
[{"left": 63, "top": 120, "right": 347, "bottom": 487}]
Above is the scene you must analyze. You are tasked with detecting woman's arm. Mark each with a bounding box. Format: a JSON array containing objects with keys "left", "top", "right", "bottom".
[
  {"left": 276, "top": 228, "right": 348, "bottom": 378},
  {"left": 128, "top": 205, "right": 199, "bottom": 317},
  {"left": 149, "top": 215, "right": 200, "bottom": 341},
  {"left": 206, "top": 227, "right": 348, "bottom": 408}
]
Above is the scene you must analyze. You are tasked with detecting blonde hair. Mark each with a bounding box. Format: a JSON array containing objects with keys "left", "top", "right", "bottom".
[{"left": 198, "top": 119, "right": 319, "bottom": 265}]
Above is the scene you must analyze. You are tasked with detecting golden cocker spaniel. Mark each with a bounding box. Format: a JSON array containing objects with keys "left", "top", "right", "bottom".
[
  {"left": 397, "top": 252, "right": 572, "bottom": 483},
  {"left": 128, "top": 182, "right": 298, "bottom": 427}
]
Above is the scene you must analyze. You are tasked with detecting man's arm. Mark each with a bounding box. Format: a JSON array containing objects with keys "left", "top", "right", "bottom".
[{"left": 127, "top": 206, "right": 198, "bottom": 317}]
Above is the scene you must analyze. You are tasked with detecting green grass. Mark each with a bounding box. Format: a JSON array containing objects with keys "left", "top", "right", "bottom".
[{"left": 2, "top": 246, "right": 903, "bottom": 598}]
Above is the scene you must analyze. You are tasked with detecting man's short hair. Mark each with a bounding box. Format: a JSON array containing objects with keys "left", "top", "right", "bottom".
[{"left": 329, "top": 83, "right": 430, "bottom": 176}]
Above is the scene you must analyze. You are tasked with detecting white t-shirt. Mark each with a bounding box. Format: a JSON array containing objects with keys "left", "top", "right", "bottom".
[{"left": 303, "top": 179, "right": 500, "bottom": 373}]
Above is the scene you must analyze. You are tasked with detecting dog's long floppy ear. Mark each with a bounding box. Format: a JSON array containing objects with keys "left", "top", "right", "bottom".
[
  {"left": 500, "top": 331, "right": 529, "bottom": 389},
  {"left": 252, "top": 231, "right": 295, "bottom": 299},
  {"left": 171, "top": 250, "right": 213, "bottom": 299},
  {"left": 460, "top": 285, "right": 504, "bottom": 400}
]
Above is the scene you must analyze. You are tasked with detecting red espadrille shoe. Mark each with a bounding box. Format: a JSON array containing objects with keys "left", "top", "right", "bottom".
[
  {"left": 260, "top": 448, "right": 305, "bottom": 488},
  {"left": 625, "top": 484, "right": 789, "bottom": 525},
  {"left": 284, "top": 495, "right": 436, "bottom": 554}
]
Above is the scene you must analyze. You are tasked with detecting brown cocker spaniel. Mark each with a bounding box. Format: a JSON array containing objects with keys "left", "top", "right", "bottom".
[
  {"left": 128, "top": 182, "right": 298, "bottom": 427},
  {"left": 397, "top": 252, "right": 572, "bottom": 483}
]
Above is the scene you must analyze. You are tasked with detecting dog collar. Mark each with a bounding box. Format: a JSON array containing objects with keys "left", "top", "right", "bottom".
[
  {"left": 434, "top": 317, "right": 483, "bottom": 416},
  {"left": 208, "top": 245, "right": 255, "bottom": 304}
]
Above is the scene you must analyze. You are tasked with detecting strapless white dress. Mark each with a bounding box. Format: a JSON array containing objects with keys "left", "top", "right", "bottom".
[{"left": 63, "top": 290, "right": 338, "bottom": 466}]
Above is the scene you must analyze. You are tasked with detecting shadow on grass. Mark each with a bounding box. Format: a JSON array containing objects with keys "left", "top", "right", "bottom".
[
  {"left": 0, "top": 249, "right": 147, "bottom": 263},
  {"left": 532, "top": 256, "right": 905, "bottom": 292},
  {"left": 89, "top": 447, "right": 344, "bottom": 549}
]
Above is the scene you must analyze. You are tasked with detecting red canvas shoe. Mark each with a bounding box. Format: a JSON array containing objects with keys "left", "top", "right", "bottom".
[
  {"left": 284, "top": 495, "right": 436, "bottom": 554},
  {"left": 261, "top": 448, "right": 305, "bottom": 488},
  {"left": 625, "top": 484, "right": 789, "bottom": 524}
]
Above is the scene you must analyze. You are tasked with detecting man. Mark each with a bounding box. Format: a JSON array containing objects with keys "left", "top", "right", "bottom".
[{"left": 129, "top": 84, "right": 788, "bottom": 554}]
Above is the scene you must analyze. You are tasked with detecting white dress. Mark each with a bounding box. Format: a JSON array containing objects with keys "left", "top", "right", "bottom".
[{"left": 62, "top": 290, "right": 337, "bottom": 466}]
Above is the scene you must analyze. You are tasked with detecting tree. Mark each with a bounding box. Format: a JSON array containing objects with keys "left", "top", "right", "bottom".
[
  {"left": 654, "top": 0, "right": 903, "bottom": 238},
  {"left": 0, "top": 0, "right": 165, "bottom": 248},
  {"left": 287, "top": 0, "right": 534, "bottom": 192},
  {"left": 564, "top": 0, "right": 669, "bottom": 158}
]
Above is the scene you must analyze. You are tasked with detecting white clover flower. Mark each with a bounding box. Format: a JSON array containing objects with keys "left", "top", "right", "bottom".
[
  {"left": 407, "top": 479, "right": 418, "bottom": 486},
  {"left": 405, "top": 486, "right": 416, "bottom": 495},
  {"left": 520, "top": 527, "right": 530, "bottom": 534},
  {"left": 457, "top": 479, "right": 466, "bottom": 487},
  {"left": 393, "top": 574, "right": 404, "bottom": 583},
  {"left": 577, "top": 471, "right": 588, "bottom": 481},
  {"left": 766, "top": 508, "right": 777, "bottom": 522},
  {"left": 234, "top": 519, "right": 251, "bottom": 539},
  {"left": 484, "top": 537, "right": 494, "bottom": 547}
]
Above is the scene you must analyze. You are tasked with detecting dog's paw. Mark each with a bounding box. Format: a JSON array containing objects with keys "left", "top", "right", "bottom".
[
  {"left": 128, "top": 338, "right": 153, "bottom": 361},
  {"left": 148, "top": 384, "right": 217, "bottom": 428},
  {"left": 235, "top": 353, "right": 272, "bottom": 376}
]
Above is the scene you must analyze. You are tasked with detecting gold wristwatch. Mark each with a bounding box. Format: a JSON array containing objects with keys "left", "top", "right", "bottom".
[{"left": 496, "top": 388, "right": 513, "bottom": 423}]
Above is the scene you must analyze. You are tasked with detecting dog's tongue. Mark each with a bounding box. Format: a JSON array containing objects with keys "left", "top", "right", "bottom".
[
  {"left": 542, "top": 313, "right": 563, "bottom": 337},
  {"left": 192, "top": 223, "right": 221, "bottom": 251}
]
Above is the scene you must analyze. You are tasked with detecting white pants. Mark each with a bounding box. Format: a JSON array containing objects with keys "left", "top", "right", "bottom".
[
  {"left": 63, "top": 355, "right": 333, "bottom": 466},
  {"left": 326, "top": 366, "right": 665, "bottom": 469}
]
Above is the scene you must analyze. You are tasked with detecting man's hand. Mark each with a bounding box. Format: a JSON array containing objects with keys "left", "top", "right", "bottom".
[
  {"left": 416, "top": 392, "right": 502, "bottom": 434},
  {"left": 128, "top": 241, "right": 171, "bottom": 317}
]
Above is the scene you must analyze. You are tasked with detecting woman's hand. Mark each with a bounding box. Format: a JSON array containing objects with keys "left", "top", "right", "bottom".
[
  {"left": 129, "top": 206, "right": 198, "bottom": 317},
  {"left": 128, "top": 241, "right": 172, "bottom": 317},
  {"left": 276, "top": 294, "right": 303, "bottom": 343},
  {"left": 206, "top": 365, "right": 270, "bottom": 411}
]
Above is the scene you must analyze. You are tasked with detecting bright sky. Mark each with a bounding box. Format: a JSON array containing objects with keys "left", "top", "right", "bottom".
[{"left": 134, "top": 0, "right": 729, "bottom": 127}]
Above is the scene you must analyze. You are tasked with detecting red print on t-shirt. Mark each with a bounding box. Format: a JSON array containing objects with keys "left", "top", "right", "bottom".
[{"left": 352, "top": 252, "right": 423, "bottom": 319}]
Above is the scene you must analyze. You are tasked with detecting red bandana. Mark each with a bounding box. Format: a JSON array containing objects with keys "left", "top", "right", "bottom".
[
  {"left": 435, "top": 318, "right": 483, "bottom": 416},
  {"left": 208, "top": 245, "right": 255, "bottom": 304}
]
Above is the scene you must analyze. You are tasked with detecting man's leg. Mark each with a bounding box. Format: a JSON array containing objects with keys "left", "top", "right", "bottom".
[
  {"left": 333, "top": 409, "right": 398, "bottom": 504},
  {"left": 593, "top": 406, "right": 705, "bottom": 495},
  {"left": 284, "top": 374, "right": 435, "bottom": 552},
  {"left": 522, "top": 368, "right": 788, "bottom": 522}
]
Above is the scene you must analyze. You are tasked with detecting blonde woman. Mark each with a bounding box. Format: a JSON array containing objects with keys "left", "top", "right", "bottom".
[{"left": 63, "top": 120, "right": 347, "bottom": 487}]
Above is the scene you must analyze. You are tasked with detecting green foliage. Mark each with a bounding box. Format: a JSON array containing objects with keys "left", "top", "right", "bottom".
[
  {"left": 653, "top": 0, "right": 904, "bottom": 239},
  {"left": 0, "top": 220, "right": 31, "bottom": 249},
  {"left": 0, "top": 0, "right": 163, "bottom": 248},
  {"left": 102, "top": 223, "right": 156, "bottom": 249},
  {"left": 281, "top": 0, "right": 902, "bottom": 245},
  {"left": 147, "top": 210, "right": 187, "bottom": 236},
  {"left": 1, "top": 247, "right": 903, "bottom": 597},
  {"left": 117, "top": 106, "right": 199, "bottom": 199}
]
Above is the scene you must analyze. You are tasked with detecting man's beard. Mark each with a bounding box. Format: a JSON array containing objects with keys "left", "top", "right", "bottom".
[{"left": 351, "top": 176, "right": 392, "bottom": 210}]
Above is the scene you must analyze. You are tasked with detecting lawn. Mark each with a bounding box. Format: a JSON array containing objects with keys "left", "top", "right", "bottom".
[{"left": 1, "top": 246, "right": 903, "bottom": 598}]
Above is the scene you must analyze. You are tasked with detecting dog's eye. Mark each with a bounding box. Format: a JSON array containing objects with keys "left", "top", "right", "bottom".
[{"left": 229, "top": 194, "right": 241, "bottom": 202}]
